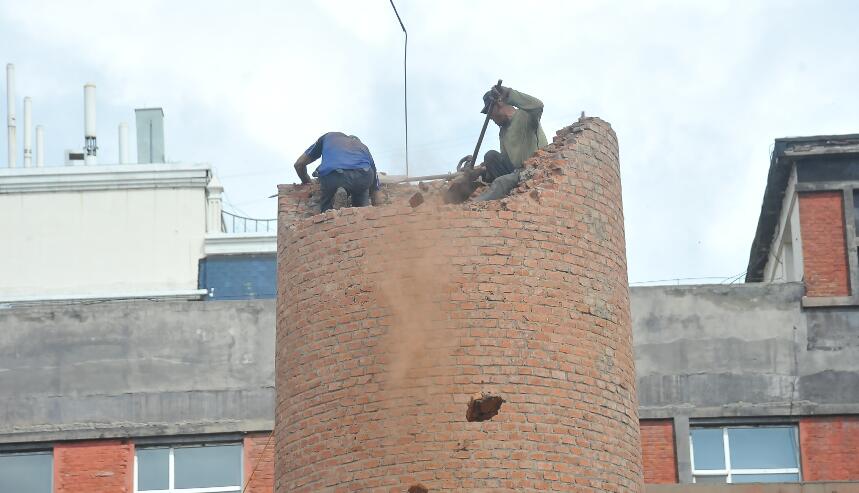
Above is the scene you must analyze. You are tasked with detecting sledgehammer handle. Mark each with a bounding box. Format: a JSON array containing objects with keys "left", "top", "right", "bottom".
[{"left": 468, "top": 79, "right": 503, "bottom": 169}]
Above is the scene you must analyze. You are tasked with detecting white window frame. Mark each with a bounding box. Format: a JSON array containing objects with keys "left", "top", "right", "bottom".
[
  {"left": 690, "top": 426, "right": 801, "bottom": 484},
  {"left": 134, "top": 444, "right": 243, "bottom": 493}
]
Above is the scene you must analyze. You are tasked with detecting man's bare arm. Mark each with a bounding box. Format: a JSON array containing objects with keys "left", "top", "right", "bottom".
[{"left": 293, "top": 153, "right": 313, "bottom": 184}]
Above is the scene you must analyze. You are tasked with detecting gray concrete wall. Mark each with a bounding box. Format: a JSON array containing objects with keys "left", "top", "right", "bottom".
[
  {"left": 632, "top": 282, "right": 859, "bottom": 483},
  {"left": 2, "top": 282, "right": 857, "bottom": 451},
  {"left": 0, "top": 300, "right": 274, "bottom": 444},
  {"left": 632, "top": 282, "right": 859, "bottom": 418}
]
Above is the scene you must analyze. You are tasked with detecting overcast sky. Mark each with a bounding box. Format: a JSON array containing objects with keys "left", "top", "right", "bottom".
[{"left": 2, "top": 0, "right": 858, "bottom": 284}]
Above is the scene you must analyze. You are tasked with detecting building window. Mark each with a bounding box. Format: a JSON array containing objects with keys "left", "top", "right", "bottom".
[
  {"left": 0, "top": 451, "right": 52, "bottom": 492},
  {"left": 690, "top": 426, "right": 800, "bottom": 483},
  {"left": 135, "top": 443, "right": 242, "bottom": 492}
]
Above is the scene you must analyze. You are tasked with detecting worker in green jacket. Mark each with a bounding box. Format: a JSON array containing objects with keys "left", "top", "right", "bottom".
[{"left": 472, "top": 85, "right": 548, "bottom": 201}]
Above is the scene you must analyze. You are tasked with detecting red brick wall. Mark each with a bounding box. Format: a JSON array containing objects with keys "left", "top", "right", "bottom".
[
  {"left": 244, "top": 433, "right": 275, "bottom": 493},
  {"left": 276, "top": 118, "right": 643, "bottom": 492},
  {"left": 640, "top": 419, "right": 677, "bottom": 484},
  {"left": 54, "top": 440, "right": 133, "bottom": 493},
  {"left": 798, "top": 191, "right": 850, "bottom": 297},
  {"left": 800, "top": 416, "right": 859, "bottom": 481}
]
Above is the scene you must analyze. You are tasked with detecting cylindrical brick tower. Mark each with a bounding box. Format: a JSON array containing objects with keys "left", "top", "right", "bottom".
[{"left": 276, "top": 117, "right": 642, "bottom": 492}]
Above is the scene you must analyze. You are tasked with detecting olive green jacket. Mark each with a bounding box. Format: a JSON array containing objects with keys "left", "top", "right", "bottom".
[{"left": 499, "top": 89, "right": 548, "bottom": 168}]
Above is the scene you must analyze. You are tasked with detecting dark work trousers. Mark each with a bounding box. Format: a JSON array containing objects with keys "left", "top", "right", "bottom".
[
  {"left": 477, "top": 150, "right": 520, "bottom": 201},
  {"left": 319, "top": 167, "right": 374, "bottom": 212},
  {"left": 481, "top": 150, "right": 515, "bottom": 182}
]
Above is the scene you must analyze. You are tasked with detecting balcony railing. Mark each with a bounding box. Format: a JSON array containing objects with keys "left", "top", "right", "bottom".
[{"left": 221, "top": 210, "right": 276, "bottom": 234}]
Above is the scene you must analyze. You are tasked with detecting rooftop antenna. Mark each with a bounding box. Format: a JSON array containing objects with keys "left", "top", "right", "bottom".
[
  {"left": 6, "top": 63, "right": 16, "bottom": 168},
  {"left": 84, "top": 83, "right": 97, "bottom": 165},
  {"left": 35, "top": 125, "right": 44, "bottom": 166},
  {"left": 22, "top": 96, "right": 32, "bottom": 167},
  {"left": 388, "top": 0, "right": 408, "bottom": 177}
]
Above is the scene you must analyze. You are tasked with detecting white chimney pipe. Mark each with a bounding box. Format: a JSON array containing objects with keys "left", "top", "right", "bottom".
[
  {"left": 118, "top": 122, "right": 128, "bottom": 164},
  {"left": 22, "top": 96, "right": 32, "bottom": 167},
  {"left": 35, "top": 125, "right": 44, "bottom": 167},
  {"left": 84, "top": 83, "right": 97, "bottom": 165},
  {"left": 6, "top": 63, "right": 16, "bottom": 168}
]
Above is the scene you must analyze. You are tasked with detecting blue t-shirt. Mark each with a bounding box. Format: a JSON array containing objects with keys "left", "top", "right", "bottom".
[{"left": 305, "top": 132, "right": 376, "bottom": 177}]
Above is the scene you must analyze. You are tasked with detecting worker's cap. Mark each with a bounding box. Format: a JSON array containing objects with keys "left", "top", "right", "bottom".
[{"left": 480, "top": 91, "right": 495, "bottom": 114}]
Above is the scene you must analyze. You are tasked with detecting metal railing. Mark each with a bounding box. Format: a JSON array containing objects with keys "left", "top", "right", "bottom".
[{"left": 221, "top": 210, "right": 276, "bottom": 234}]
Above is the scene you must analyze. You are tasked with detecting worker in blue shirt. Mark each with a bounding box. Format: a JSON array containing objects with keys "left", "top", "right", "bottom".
[{"left": 293, "top": 132, "right": 381, "bottom": 212}]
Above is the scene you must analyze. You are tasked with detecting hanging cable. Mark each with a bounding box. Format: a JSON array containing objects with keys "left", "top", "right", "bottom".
[{"left": 388, "top": 0, "right": 408, "bottom": 176}]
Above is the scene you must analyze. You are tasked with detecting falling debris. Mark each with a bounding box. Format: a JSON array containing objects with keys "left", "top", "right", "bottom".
[
  {"left": 408, "top": 192, "right": 424, "bottom": 208},
  {"left": 466, "top": 393, "right": 504, "bottom": 422},
  {"left": 408, "top": 484, "right": 429, "bottom": 493}
]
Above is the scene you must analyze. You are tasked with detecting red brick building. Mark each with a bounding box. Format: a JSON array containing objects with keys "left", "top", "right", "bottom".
[{"left": 637, "top": 133, "right": 859, "bottom": 489}]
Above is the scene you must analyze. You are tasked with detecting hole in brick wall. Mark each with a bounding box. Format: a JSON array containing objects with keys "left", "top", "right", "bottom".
[
  {"left": 408, "top": 484, "right": 429, "bottom": 493},
  {"left": 466, "top": 394, "right": 504, "bottom": 422}
]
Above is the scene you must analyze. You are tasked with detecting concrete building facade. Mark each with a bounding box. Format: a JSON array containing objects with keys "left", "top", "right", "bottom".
[
  {"left": 0, "top": 164, "right": 210, "bottom": 301},
  {"left": 637, "top": 133, "right": 859, "bottom": 489},
  {"left": 0, "top": 103, "right": 278, "bottom": 492}
]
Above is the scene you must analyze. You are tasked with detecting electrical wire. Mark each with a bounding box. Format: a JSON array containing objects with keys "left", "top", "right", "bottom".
[
  {"left": 720, "top": 269, "right": 748, "bottom": 285},
  {"left": 629, "top": 275, "right": 747, "bottom": 286},
  {"left": 388, "top": 0, "right": 408, "bottom": 176},
  {"left": 222, "top": 190, "right": 252, "bottom": 217}
]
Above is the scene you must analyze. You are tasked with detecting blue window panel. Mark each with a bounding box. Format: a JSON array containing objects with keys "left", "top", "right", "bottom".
[
  {"left": 137, "top": 447, "right": 169, "bottom": 490},
  {"left": 174, "top": 444, "right": 242, "bottom": 488},
  {"left": 691, "top": 428, "right": 725, "bottom": 470},
  {"left": 199, "top": 254, "right": 276, "bottom": 300},
  {"left": 0, "top": 452, "right": 52, "bottom": 492},
  {"left": 732, "top": 473, "right": 800, "bottom": 483},
  {"left": 728, "top": 427, "right": 798, "bottom": 469}
]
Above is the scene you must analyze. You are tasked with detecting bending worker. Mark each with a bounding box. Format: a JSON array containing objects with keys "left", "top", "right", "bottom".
[
  {"left": 471, "top": 85, "right": 548, "bottom": 201},
  {"left": 293, "top": 132, "right": 381, "bottom": 212}
]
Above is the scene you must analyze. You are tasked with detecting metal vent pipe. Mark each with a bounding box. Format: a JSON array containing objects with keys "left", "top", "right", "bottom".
[
  {"left": 84, "top": 83, "right": 97, "bottom": 165},
  {"left": 6, "top": 63, "right": 16, "bottom": 168},
  {"left": 35, "top": 125, "right": 44, "bottom": 166},
  {"left": 22, "top": 96, "right": 32, "bottom": 167}
]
